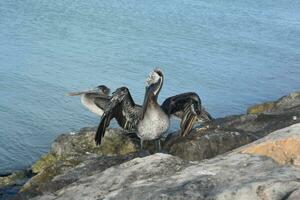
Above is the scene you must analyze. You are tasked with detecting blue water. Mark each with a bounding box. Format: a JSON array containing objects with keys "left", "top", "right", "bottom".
[{"left": 0, "top": 0, "right": 300, "bottom": 173}]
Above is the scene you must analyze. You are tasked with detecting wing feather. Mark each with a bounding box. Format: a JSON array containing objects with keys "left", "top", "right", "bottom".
[
  {"left": 161, "top": 92, "right": 201, "bottom": 116},
  {"left": 95, "top": 88, "right": 129, "bottom": 145},
  {"left": 161, "top": 92, "right": 204, "bottom": 136}
]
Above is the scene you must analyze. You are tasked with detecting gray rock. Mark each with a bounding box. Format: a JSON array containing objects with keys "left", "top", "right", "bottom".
[
  {"left": 247, "top": 92, "right": 300, "bottom": 114},
  {"left": 164, "top": 92, "right": 300, "bottom": 161},
  {"left": 0, "top": 170, "right": 33, "bottom": 200},
  {"left": 14, "top": 127, "right": 144, "bottom": 200},
  {"left": 287, "top": 189, "right": 300, "bottom": 200},
  {"left": 15, "top": 152, "right": 149, "bottom": 200},
  {"left": 164, "top": 129, "right": 256, "bottom": 161},
  {"left": 30, "top": 123, "right": 300, "bottom": 200},
  {"left": 43, "top": 151, "right": 150, "bottom": 193},
  {"left": 51, "top": 127, "right": 140, "bottom": 157}
]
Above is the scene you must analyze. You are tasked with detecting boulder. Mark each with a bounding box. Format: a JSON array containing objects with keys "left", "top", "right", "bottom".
[
  {"left": 0, "top": 171, "right": 31, "bottom": 188},
  {"left": 247, "top": 92, "right": 300, "bottom": 114},
  {"left": 17, "top": 152, "right": 149, "bottom": 200},
  {"left": 16, "top": 127, "right": 142, "bottom": 199},
  {"left": 51, "top": 127, "right": 140, "bottom": 156},
  {"left": 0, "top": 170, "right": 33, "bottom": 200},
  {"left": 164, "top": 92, "right": 300, "bottom": 160},
  {"left": 29, "top": 123, "right": 300, "bottom": 200},
  {"left": 163, "top": 129, "right": 257, "bottom": 161},
  {"left": 240, "top": 123, "right": 300, "bottom": 167}
]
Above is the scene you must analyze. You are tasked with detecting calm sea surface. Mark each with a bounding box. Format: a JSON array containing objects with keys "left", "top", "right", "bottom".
[{"left": 0, "top": 0, "right": 300, "bottom": 173}]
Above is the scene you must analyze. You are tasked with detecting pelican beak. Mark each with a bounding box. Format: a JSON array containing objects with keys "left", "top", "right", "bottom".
[
  {"left": 66, "top": 89, "right": 98, "bottom": 96},
  {"left": 141, "top": 85, "right": 154, "bottom": 120}
]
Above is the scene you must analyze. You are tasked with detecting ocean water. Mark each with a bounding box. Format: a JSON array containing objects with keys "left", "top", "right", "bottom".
[{"left": 0, "top": 0, "right": 300, "bottom": 173}]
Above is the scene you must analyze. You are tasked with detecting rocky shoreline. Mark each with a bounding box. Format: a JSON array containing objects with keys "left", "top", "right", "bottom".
[{"left": 1, "top": 92, "right": 300, "bottom": 200}]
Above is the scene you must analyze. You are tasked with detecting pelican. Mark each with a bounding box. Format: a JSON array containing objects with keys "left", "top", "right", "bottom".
[
  {"left": 66, "top": 85, "right": 111, "bottom": 116},
  {"left": 95, "top": 69, "right": 212, "bottom": 148}
]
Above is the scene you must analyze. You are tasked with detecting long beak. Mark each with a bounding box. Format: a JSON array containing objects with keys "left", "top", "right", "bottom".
[
  {"left": 180, "top": 105, "right": 197, "bottom": 137},
  {"left": 66, "top": 89, "right": 97, "bottom": 96},
  {"left": 141, "top": 85, "right": 154, "bottom": 120}
]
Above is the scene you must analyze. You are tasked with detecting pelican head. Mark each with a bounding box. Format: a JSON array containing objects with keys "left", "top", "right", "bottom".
[
  {"left": 95, "top": 85, "right": 110, "bottom": 95},
  {"left": 145, "top": 68, "right": 164, "bottom": 95}
]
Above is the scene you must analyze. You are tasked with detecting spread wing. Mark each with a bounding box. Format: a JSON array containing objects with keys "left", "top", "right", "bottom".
[
  {"left": 95, "top": 87, "right": 139, "bottom": 145},
  {"left": 161, "top": 92, "right": 211, "bottom": 136}
]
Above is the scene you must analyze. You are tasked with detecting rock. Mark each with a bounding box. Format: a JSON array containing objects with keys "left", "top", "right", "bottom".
[
  {"left": 17, "top": 152, "right": 149, "bottom": 200},
  {"left": 240, "top": 123, "right": 300, "bottom": 166},
  {"left": 287, "top": 189, "right": 300, "bottom": 200},
  {"left": 46, "top": 151, "right": 150, "bottom": 192},
  {"left": 26, "top": 123, "right": 300, "bottom": 200},
  {"left": 247, "top": 102, "right": 277, "bottom": 115},
  {"left": 15, "top": 127, "right": 142, "bottom": 199},
  {"left": 20, "top": 154, "right": 82, "bottom": 197},
  {"left": 164, "top": 92, "right": 300, "bottom": 161},
  {"left": 0, "top": 170, "right": 33, "bottom": 200},
  {"left": 0, "top": 171, "right": 31, "bottom": 188},
  {"left": 212, "top": 92, "right": 300, "bottom": 137},
  {"left": 247, "top": 92, "right": 300, "bottom": 114},
  {"left": 51, "top": 127, "right": 140, "bottom": 156},
  {"left": 31, "top": 153, "right": 62, "bottom": 174},
  {"left": 164, "top": 129, "right": 257, "bottom": 161}
]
